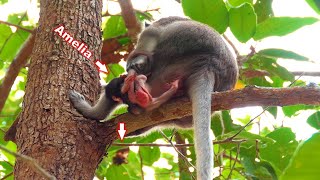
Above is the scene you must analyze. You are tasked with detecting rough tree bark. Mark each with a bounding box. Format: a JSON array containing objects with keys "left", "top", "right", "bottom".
[{"left": 14, "top": 0, "right": 117, "bottom": 179}]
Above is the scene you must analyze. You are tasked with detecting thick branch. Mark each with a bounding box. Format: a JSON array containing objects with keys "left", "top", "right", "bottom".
[
  {"left": 118, "top": 0, "right": 142, "bottom": 43},
  {"left": 0, "top": 34, "right": 35, "bottom": 113},
  {"left": 99, "top": 86, "right": 320, "bottom": 140}
]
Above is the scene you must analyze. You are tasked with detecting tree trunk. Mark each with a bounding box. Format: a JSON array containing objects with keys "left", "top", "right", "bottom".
[{"left": 14, "top": 0, "right": 116, "bottom": 179}]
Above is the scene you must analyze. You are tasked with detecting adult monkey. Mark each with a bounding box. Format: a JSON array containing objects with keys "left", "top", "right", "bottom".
[{"left": 122, "top": 16, "right": 238, "bottom": 179}]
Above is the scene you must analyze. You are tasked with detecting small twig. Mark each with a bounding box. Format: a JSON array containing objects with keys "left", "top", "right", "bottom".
[
  {"left": 118, "top": 0, "right": 142, "bottom": 43},
  {"left": 0, "top": 145, "right": 56, "bottom": 180},
  {"left": 227, "top": 143, "right": 241, "bottom": 179},
  {"left": 169, "top": 129, "right": 177, "bottom": 141},
  {"left": 159, "top": 131, "right": 197, "bottom": 171},
  {"left": 138, "top": 149, "right": 145, "bottom": 180},
  {"left": 0, "top": 20, "right": 34, "bottom": 33},
  {"left": 104, "top": 8, "right": 160, "bottom": 17},
  {"left": 0, "top": 34, "right": 35, "bottom": 113},
  {"left": 223, "top": 34, "right": 240, "bottom": 57},
  {"left": 2, "top": 159, "right": 14, "bottom": 167},
  {"left": 0, "top": 172, "right": 13, "bottom": 180}
]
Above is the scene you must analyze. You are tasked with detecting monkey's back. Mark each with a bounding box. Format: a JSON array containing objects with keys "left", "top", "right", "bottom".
[{"left": 149, "top": 17, "right": 238, "bottom": 92}]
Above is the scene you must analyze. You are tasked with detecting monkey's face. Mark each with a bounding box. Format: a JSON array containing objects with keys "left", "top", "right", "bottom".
[{"left": 118, "top": 90, "right": 145, "bottom": 115}]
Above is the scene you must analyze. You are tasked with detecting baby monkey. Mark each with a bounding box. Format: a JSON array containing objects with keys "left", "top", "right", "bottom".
[{"left": 69, "top": 73, "right": 178, "bottom": 119}]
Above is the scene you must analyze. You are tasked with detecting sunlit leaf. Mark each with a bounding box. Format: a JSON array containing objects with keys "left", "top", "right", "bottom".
[
  {"left": 261, "top": 128, "right": 298, "bottom": 174},
  {"left": 258, "top": 48, "right": 309, "bottom": 61},
  {"left": 139, "top": 146, "right": 160, "bottom": 166},
  {"left": 106, "top": 164, "right": 130, "bottom": 180},
  {"left": 182, "top": 0, "right": 229, "bottom": 33},
  {"left": 211, "top": 111, "right": 242, "bottom": 137},
  {"left": 307, "top": 111, "right": 320, "bottom": 129},
  {"left": 105, "top": 63, "right": 125, "bottom": 83},
  {"left": 281, "top": 133, "right": 320, "bottom": 180},
  {"left": 306, "top": 0, "right": 320, "bottom": 14},
  {"left": 229, "top": 3, "right": 257, "bottom": 42},
  {"left": 227, "top": 0, "right": 253, "bottom": 7},
  {"left": 254, "top": 0, "right": 273, "bottom": 23},
  {"left": 254, "top": 17, "right": 318, "bottom": 40},
  {"left": 103, "top": 16, "right": 127, "bottom": 39}
]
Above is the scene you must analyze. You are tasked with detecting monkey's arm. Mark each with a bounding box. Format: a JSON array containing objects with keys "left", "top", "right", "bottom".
[{"left": 69, "top": 90, "right": 118, "bottom": 120}]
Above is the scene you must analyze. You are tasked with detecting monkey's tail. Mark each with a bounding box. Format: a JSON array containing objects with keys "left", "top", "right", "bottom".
[{"left": 188, "top": 71, "right": 214, "bottom": 180}]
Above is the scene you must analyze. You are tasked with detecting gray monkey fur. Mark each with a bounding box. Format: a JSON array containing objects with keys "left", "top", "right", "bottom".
[
  {"left": 70, "top": 16, "right": 238, "bottom": 180},
  {"left": 126, "top": 16, "right": 238, "bottom": 180}
]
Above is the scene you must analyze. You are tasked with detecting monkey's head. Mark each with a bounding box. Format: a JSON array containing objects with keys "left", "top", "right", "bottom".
[{"left": 106, "top": 75, "right": 147, "bottom": 115}]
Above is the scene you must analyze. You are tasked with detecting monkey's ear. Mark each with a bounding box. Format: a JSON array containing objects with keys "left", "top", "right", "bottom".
[{"left": 112, "top": 96, "right": 123, "bottom": 103}]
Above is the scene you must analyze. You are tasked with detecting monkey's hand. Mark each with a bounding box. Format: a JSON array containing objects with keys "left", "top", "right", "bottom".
[{"left": 69, "top": 90, "right": 86, "bottom": 105}]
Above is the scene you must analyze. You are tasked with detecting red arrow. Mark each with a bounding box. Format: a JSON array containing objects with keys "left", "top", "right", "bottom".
[
  {"left": 117, "top": 122, "right": 127, "bottom": 141},
  {"left": 94, "top": 60, "right": 108, "bottom": 74}
]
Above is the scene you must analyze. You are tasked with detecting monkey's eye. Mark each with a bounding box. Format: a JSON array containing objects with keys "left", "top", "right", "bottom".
[
  {"left": 136, "top": 63, "right": 144, "bottom": 71},
  {"left": 131, "top": 62, "right": 145, "bottom": 74}
]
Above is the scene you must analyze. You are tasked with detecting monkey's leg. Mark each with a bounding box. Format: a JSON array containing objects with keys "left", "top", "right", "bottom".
[{"left": 145, "top": 80, "right": 179, "bottom": 111}]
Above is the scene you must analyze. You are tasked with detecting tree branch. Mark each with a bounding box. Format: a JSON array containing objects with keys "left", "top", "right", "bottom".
[
  {"left": 118, "top": 0, "right": 142, "bottom": 43},
  {"left": 102, "top": 86, "right": 320, "bottom": 138},
  {"left": 0, "top": 20, "right": 34, "bottom": 33},
  {"left": 0, "top": 145, "right": 56, "bottom": 180},
  {"left": 0, "top": 34, "right": 35, "bottom": 113}
]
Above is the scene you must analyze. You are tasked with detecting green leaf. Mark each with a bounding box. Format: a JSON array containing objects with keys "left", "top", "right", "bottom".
[
  {"left": 0, "top": 24, "right": 13, "bottom": 46},
  {"left": 211, "top": 111, "right": 242, "bottom": 137},
  {"left": 218, "top": 131, "right": 274, "bottom": 149},
  {"left": 139, "top": 146, "right": 160, "bottom": 166},
  {"left": 105, "top": 63, "right": 125, "bottom": 83},
  {"left": 267, "top": 106, "right": 277, "bottom": 119},
  {"left": 103, "top": 16, "right": 127, "bottom": 39},
  {"left": 0, "top": 30, "right": 29, "bottom": 61},
  {"left": 123, "top": 151, "right": 142, "bottom": 179},
  {"left": 254, "top": 0, "right": 273, "bottom": 23},
  {"left": 282, "top": 105, "right": 306, "bottom": 117},
  {"left": 306, "top": 0, "right": 320, "bottom": 14},
  {"left": 258, "top": 48, "right": 309, "bottom": 61},
  {"left": 0, "top": 0, "right": 8, "bottom": 5},
  {"left": 227, "top": 0, "right": 253, "bottom": 7},
  {"left": 182, "top": 0, "right": 229, "bottom": 33},
  {"left": 307, "top": 111, "right": 320, "bottom": 129},
  {"left": 106, "top": 164, "right": 130, "bottom": 180},
  {"left": 254, "top": 17, "right": 318, "bottom": 40},
  {"left": 247, "top": 56, "right": 294, "bottom": 82},
  {"left": 2, "top": 142, "right": 16, "bottom": 165},
  {"left": 240, "top": 147, "right": 275, "bottom": 179},
  {"left": 229, "top": 3, "right": 257, "bottom": 42},
  {"left": 261, "top": 128, "right": 298, "bottom": 174},
  {"left": 281, "top": 133, "right": 320, "bottom": 180}
]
